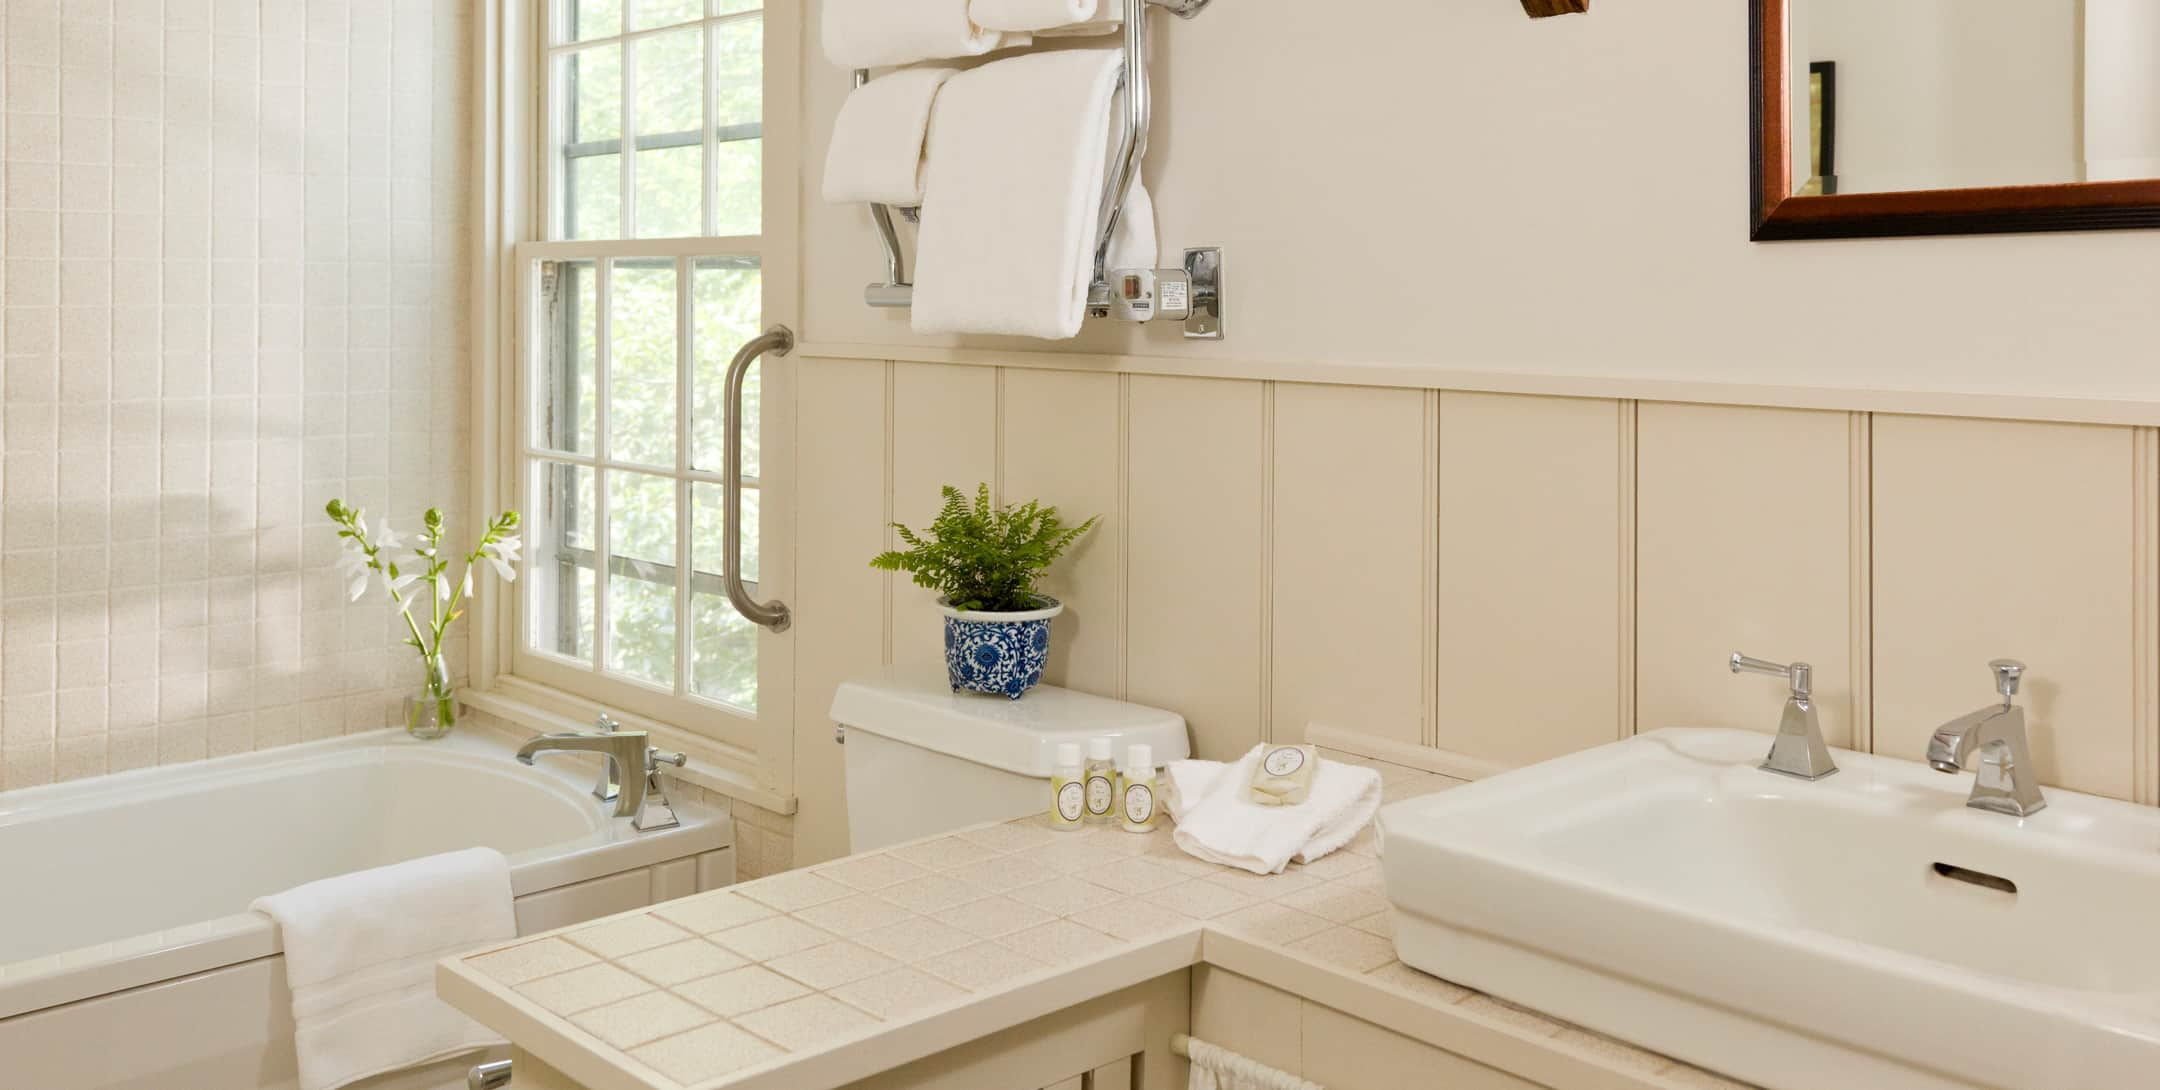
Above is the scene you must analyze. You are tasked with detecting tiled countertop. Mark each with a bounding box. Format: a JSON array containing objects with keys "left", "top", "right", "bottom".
[{"left": 438, "top": 755, "right": 1756, "bottom": 1090}]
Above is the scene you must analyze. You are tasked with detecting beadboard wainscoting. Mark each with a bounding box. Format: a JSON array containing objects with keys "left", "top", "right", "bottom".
[{"left": 788, "top": 356, "right": 2160, "bottom": 864}]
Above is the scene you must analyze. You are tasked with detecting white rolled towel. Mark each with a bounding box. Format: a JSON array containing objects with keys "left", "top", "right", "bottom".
[
  {"left": 823, "top": 0, "right": 1027, "bottom": 69},
  {"left": 823, "top": 67, "right": 958, "bottom": 206},
  {"left": 1167, "top": 746, "right": 1383, "bottom": 875},
  {"left": 970, "top": 0, "right": 1110, "bottom": 32}
]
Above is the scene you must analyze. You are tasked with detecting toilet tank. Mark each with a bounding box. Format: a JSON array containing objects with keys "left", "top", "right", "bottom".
[{"left": 830, "top": 672, "right": 1190, "bottom": 853}]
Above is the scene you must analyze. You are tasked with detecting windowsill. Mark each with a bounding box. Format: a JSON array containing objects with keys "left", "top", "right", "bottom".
[{"left": 463, "top": 678, "right": 797, "bottom": 815}]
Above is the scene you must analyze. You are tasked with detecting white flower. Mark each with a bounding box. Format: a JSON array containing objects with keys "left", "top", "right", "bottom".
[
  {"left": 434, "top": 571, "right": 451, "bottom": 602},
  {"left": 460, "top": 568, "right": 474, "bottom": 600},
  {"left": 388, "top": 569, "right": 424, "bottom": 598},
  {"left": 376, "top": 520, "right": 405, "bottom": 552},
  {"left": 481, "top": 534, "right": 521, "bottom": 583}
]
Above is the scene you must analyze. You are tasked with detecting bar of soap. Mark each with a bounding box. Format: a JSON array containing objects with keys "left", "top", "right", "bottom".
[{"left": 1248, "top": 744, "right": 1317, "bottom": 806}]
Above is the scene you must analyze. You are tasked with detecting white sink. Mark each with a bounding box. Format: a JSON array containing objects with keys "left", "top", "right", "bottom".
[{"left": 1377, "top": 728, "right": 2160, "bottom": 1090}]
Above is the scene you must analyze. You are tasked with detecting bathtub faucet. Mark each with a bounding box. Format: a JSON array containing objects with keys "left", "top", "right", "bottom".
[{"left": 516, "top": 726, "right": 686, "bottom": 830}]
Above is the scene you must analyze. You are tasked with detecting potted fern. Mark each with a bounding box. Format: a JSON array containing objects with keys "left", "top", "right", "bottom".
[{"left": 872, "top": 484, "right": 1099, "bottom": 699}]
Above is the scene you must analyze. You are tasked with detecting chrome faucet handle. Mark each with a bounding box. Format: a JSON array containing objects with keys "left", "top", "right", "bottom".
[
  {"left": 1990, "top": 659, "right": 2025, "bottom": 704},
  {"left": 1730, "top": 651, "right": 1836, "bottom": 781},
  {"left": 633, "top": 748, "right": 687, "bottom": 832},
  {"left": 1730, "top": 653, "right": 1812, "bottom": 700}
]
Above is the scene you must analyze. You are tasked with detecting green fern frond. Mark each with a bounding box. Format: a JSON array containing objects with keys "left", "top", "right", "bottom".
[{"left": 867, "top": 483, "right": 1100, "bottom": 612}]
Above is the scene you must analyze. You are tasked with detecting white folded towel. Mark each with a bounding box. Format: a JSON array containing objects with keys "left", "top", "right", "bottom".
[
  {"left": 252, "top": 848, "right": 516, "bottom": 1090},
  {"left": 912, "top": 49, "right": 1157, "bottom": 339},
  {"left": 824, "top": 67, "right": 958, "bottom": 207},
  {"left": 1168, "top": 747, "right": 1384, "bottom": 875},
  {"left": 970, "top": 0, "right": 1110, "bottom": 33},
  {"left": 823, "top": 0, "right": 1028, "bottom": 69}
]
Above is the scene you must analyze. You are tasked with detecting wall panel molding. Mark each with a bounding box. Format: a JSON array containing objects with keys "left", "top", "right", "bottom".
[{"left": 2137, "top": 428, "right": 2160, "bottom": 806}]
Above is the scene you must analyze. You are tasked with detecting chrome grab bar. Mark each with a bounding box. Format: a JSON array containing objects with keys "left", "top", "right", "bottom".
[{"left": 724, "top": 326, "right": 793, "bottom": 632}]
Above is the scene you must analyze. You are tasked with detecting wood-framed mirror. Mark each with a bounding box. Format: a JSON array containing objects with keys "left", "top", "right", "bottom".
[{"left": 1751, "top": 0, "right": 2160, "bottom": 240}]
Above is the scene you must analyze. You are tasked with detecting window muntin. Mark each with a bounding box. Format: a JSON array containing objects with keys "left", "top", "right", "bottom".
[
  {"left": 550, "top": 2, "right": 764, "bottom": 242},
  {"left": 520, "top": 0, "right": 767, "bottom": 719}
]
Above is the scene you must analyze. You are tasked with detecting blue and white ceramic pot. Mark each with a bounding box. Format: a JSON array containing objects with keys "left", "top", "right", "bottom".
[{"left": 937, "top": 596, "right": 1064, "bottom": 699}]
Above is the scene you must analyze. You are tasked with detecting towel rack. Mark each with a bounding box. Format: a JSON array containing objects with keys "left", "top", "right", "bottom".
[{"left": 854, "top": 0, "right": 1223, "bottom": 338}]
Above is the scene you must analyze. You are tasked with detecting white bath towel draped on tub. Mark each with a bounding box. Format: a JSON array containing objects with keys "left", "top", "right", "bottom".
[{"left": 251, "top": 847, "right": 516, "bottom": 1090}]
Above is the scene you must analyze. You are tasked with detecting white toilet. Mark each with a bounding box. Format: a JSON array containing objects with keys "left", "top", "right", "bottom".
[{"left": 830, "top": 671, "right": 1191, "bottom": 852}]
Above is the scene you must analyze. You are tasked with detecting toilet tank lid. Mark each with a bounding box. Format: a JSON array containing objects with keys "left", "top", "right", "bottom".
[{"left": 830, "top": 672, "right": 1190, "bottom": 777}]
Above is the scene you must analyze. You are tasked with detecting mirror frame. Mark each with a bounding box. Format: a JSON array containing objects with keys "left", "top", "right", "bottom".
[{"left": 1750, "top": 0, "right": 2160, "bottom": 240}]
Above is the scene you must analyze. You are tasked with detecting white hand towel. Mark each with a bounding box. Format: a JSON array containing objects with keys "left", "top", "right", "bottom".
[
  {"left": 1185, "top": 1036, "right": 1326, "bottom": 1090},
  {"left": 1169, "top": 747, "right": 1383, "bottom": 875},
  {"left": 970, "top": 0, "right": 1108, "bottom": 33},
  {"left": 913, "top": 49, "right": 1151, "bottom": 339},
  {"left": 823, "top": 67, "right": 958, "bottom": 206},
  {"left": 823, "top": 0, "right": 1027, "bottom": 69},
  {"left": 252, "top": 848, "right": 516, "bottom": 1090}
]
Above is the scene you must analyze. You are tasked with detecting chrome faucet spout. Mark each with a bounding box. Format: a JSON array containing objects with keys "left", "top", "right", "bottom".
[
  {"left": 516, "top": 728, "right": 652, "bottom": 818},
  {"left": 1927, "top": 659, "right": 2045, "bottom": 818}
]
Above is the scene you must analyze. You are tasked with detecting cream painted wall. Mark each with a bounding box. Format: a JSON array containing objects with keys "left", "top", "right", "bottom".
[
  {"left": 782, "top": 1, "right": 2160, "bottom": 865},
  {"left": 799, "top": 0, "right": 2160, "bottom": 401}
]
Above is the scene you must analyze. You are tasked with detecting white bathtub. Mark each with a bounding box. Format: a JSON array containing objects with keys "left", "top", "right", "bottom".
[{"left": 0, "top": 727, "right": 734, "bottom": 1089}]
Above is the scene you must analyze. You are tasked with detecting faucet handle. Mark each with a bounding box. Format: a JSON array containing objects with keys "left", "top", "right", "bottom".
[
  {"left": 596, "top": 713, "right": 620, "bottom": 733},
  {"left": 648, "top": 747, "right": 687, "bottom": 772},
  {"left": 1990, "top": 659, "right": 2025, "bottom": 702},
  {"left": 1731, "top": 652, "right": 1812, "bottom": 700}
]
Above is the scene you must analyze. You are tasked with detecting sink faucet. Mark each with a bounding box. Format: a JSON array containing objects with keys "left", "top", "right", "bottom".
[
  {"left": 1729, "top": 652, "right": 1837, "bottom": 780},
  {"left": 1927, "top": 659, "right": 2046, "bottom": 818},
  {"left": 517, "top": 721, "right": 688, "bottom": 830}
]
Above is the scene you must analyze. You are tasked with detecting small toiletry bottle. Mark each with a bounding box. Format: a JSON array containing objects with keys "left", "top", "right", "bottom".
[
  {"left": 1083, "top": 737, "right": 1118, "bottom": 825},
  {"left": 1050, "top": 743, "right": 1086, "bottom": 831},
  {"left": 1119, "top": 743, "right": 1158, "bottom": 833}
]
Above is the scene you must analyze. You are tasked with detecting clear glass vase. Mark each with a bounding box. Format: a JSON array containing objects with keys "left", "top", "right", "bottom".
[{"left": 405, "top": 651, "right": 458, "bottom": 740}]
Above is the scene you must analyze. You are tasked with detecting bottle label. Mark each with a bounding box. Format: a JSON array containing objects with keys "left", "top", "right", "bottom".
[
  {"left": 1056, "top": 781, "right": 1085, "bottom": 823},
  {"left": 1086, "top": 773, "right": 1114, "bottom": 816},
  {"left": 1263, "top": 746, "right": 1307, "bottom": 777},
  {"left": 1123, "top": 782, "right": 1155, "bottom": 825}
]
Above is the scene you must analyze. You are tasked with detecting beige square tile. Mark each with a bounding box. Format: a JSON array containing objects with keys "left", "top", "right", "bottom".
[
  {"left": 766, "top": 941, "right": 899, "bottom": 991},
  {"left": 921, "top": 941, "right": 1049, "bottom": 992},
  {"left": 1277, "top": 877, "right": 1391, "bottom": 923},
  {"left": 1082, "top": 857, "right": 1187, "bottom": 895},
  {"left": 467, "top": 938, "right": 598, "bottom": 985},
  {"left": 1363, "top": 961, "right": 1471, "bottom": 1005},
  {"left": 947, "top": 854, "right": 1060, "bottom": 890},
  {"left": 1139, "top": 838, "right": 1229, "bottom": 876},
  {"left": 829, "top": 966, "right": 968, "bottom": 1020},
  {"left": 674, "top": 966, "right": 812, "bottom": 1018},
  {"left": 994, "top": 919, "right": 1119, "bottom": 966},
  {"left": 733, "top": 994, "right": 881, "bottom": 1053},
  {"left": 855, "top": 914, "right": 975, "bottom": 962},
  {"left": 1553, "top": 1027, "right": 1670, "bottom": 1076},
  {"left": 737, "top": 869, "right": 855, "bottom": 913},
  {"left": 1349, "top": 910, "right": 1392, "bottom": 939},
  {"left": 956, "top": 819, "right": 1059, "bottom": 853},
  {"left": 940, "top": 895, "right": 1055, "bottom": 940},
  {"left": 517, "top": 963, "right": 654, "bottom": 1016},
  {"left": 568, "top": 990, "right": 715, "bottom": 1050},
  {"left": 1286, "top": 926, "right": 1397, "bottom": 975},
  {"left": 1204, "top": 867, "right": 1323, "bottom": 901},
  {"left": 1457, "top": 994, "right": 1567, "bottom": 1039},
  {"left": 794, "top": 893, "right": 910, "bottom": 937},
  {"left": 1384, "top": 774, "right": 1462, "bottom": 802},
  {"left": 1086, "top": 827, "right": 1160, "bottom": 856},
  {"left": 1153, "top": 879, "right": 1258, "bottom": 920},
  {"left": 1067, "top": 898, "right": 1200, "bottom": 942},
  {"left": 565, "top": 914, "right": 695, "bottom": 959},
  {"left": 1030, "top": 838, "right": 1127, "bottom": 874},
  {"left": 876, "top": 873, "right": 992, "bottom": 915},
  {"left": 1212, "top": 902, "right": 1333, "bottom": 946},
  {"left": 631, "top": 1021, "right": 784, "bottom": 1085},
  {"left": 1007, "top": 877, "right": 1124, "bottom": 917},
  {"left": 1341, "top": 825, "right": 1380, "bottom": 857},
  {"left": 650, "top": 890, "right": 777, "bottom": 935},
  {"left": 711, "top": 915, "right": 835, "bottom": 962},
  {"left": 616, "top": 938, "right": 748, "bottom": 987},
  {"left": 814, "top": 852, "right": 930, "bottom": 891},
  {"left": 887, "top": 835, "right": 1002, "bottom": 871}
]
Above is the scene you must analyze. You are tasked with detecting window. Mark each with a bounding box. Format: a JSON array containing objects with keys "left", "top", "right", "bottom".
[{"left": 509, "top": 0, "right": 778, "bottom": 734}]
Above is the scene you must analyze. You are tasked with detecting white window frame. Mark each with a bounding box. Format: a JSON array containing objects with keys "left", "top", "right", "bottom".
[{"left": 466, "top": 0, "right": 800, "bottom": 812}]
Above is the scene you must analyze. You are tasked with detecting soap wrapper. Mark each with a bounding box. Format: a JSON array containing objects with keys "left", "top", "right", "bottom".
[{"left": 1247, "top": 744, "right": 1318, "bottom": 807}]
